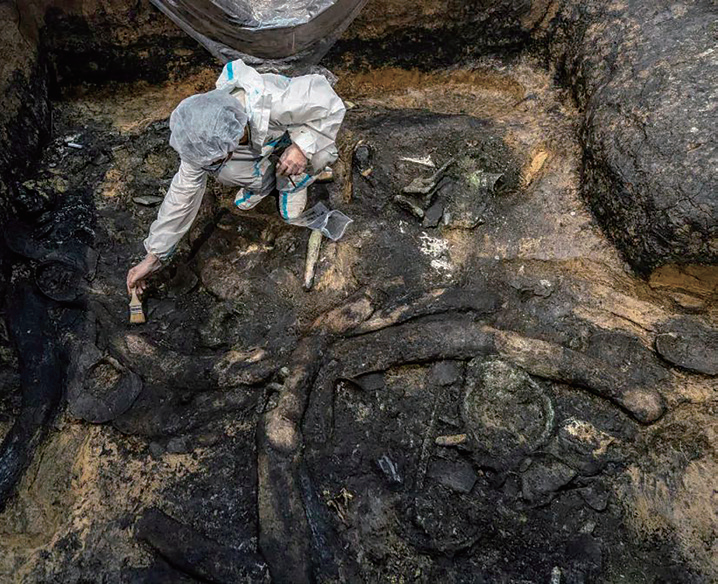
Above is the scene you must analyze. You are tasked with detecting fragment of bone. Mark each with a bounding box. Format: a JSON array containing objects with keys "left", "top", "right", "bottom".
[{"left": 304, "top": 230, "right": 322, "bottom": 291}]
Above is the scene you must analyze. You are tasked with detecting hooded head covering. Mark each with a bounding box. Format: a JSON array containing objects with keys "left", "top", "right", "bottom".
[{"left": 169, "top": 89, "right": 248, "bottom": 167}]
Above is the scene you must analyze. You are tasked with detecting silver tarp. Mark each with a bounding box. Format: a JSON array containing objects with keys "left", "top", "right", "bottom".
[{"left": 150, "top": 0, "right": 367, "bottom": 68}]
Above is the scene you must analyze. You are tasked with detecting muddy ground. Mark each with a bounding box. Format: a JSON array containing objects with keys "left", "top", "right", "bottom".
[{"left": 0, "top": 55, "right": 716, "bottom": 583}]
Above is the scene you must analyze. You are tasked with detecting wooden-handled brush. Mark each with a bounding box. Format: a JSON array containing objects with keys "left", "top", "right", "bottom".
[{"left": 129, "top": 289, "right": 146, "bottom": 324}]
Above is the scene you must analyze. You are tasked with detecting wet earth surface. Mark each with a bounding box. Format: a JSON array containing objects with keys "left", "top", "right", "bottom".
[{"left": 0, "top": 59, "right": 716, "bottom": 583}]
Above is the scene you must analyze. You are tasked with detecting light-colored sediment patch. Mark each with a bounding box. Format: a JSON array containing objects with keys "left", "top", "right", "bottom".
[
  {"left": 0, "top": 416, "right": 207, "bottom": 581},
  {"left": 619, "top": 406, "right": 718, "bottom": 580},
  {"left": 521, "top": 146, "right": 551, "bottom": 187},
  {"left": 315, "top": 238, "right": 361, "bottom": 295}
]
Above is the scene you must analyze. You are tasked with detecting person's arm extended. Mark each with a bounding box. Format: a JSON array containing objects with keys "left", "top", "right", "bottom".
[
  {"left": 127, "top": 160, "right": 206, "bottom": 293},
  {"left": 272, "top": 74, "right": 346, "bottom": 159},
  {"left": 144, "top": 160, "right": 207, "bottom": 260}
]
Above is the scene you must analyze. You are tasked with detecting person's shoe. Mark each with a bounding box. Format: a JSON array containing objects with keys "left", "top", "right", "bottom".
[
  {"left": 234, "top": 189, "right": 265, "bottom": 210},
  {"left": 279, "top": 188, "right": 307, "bottom": 221}
]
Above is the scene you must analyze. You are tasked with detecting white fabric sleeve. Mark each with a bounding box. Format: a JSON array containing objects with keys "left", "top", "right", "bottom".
[
  {"left": 143, "top": 160, "right": 207, "bottom": 261},
  {"left": 271, "top": 74, "right": 346, "bottom": 158}
]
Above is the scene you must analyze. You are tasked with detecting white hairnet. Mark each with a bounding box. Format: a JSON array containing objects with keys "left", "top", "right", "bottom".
[{"left": 169, "top": 89, "right": 248, "bottom": 167}]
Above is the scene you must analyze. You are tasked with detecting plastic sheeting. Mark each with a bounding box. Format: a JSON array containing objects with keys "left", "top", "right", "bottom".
[
  {"left": 150, "top": 0, "right": 368, "bottom": 68},
  {"left": 288, "top": 202, "right": 352, "bottom": 240}
]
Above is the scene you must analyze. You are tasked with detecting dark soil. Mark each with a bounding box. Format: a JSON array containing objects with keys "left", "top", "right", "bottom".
[
  {"left": 0, "top": 2, "right": 716, "bottom": 583},
  {"left": 1, "top": 65, "right": 714, "bottom": 582}
]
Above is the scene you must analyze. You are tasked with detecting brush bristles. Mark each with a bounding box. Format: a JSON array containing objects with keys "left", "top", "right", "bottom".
[{"left": 129, "top": 303, "right": 145, "bottom": 324}]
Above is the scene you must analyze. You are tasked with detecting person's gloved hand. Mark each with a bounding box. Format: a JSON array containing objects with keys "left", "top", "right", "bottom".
[
  {"left": 277, "top": 144, "right": 307, "bottom": 176},
  {"left": 127, "top": 253, "right": 162, "bottom": 295}
]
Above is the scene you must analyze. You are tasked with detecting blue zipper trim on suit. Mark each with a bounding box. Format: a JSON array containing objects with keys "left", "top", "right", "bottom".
[
  {"left": 227, "top": 61, "right": 234, "bottom": 80},
  {"left": 281, "top": 193, "right": 289, "bottom": 219},
  {"left": 294, "top": 174, "right": 312, "bottom": 190},
  {"left": 280, "top": 174, "right": 312, "bottom": 219},
  {"left": 235, "top": 190, "right": 254, "bottom": 207}
]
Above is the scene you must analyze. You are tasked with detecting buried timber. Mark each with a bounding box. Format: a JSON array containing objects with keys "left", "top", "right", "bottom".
[{"left": 0, "top": 52, "right": 717, "bottom": 584}]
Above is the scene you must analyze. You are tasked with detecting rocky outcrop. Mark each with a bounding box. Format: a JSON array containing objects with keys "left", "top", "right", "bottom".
[{"left": 549, "top": 1, "right": 717, "bottom": 273}]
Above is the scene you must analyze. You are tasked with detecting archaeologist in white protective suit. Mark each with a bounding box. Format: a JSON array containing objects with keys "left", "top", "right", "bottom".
[{"left": 126, "top": 59, "right": 346, "bottom": 294}]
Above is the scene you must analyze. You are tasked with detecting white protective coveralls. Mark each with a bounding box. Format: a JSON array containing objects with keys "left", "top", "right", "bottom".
[{"left": 143, "top": 59, "right": 346, "bottom": 261}]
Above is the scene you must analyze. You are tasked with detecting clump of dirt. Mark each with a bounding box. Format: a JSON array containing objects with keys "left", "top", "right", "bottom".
[
  {"left": 618, "top": 403, "right": 718, "bottom": 577},
  {"left": 84, "top": 361, "right": 123, "bottom": 398}
]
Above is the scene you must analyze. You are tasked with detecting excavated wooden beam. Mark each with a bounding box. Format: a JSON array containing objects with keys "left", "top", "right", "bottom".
[
  {"left": 257, "top": 306, "right": 668, "bottom": 581},
  {"left": 326, "top": 320, "right": 666, "bottom": 424}
]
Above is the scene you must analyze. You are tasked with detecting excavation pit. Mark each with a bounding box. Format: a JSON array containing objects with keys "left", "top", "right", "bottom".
[{"left": 0, "top": 2, "right": 716, "bottom": 583}]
